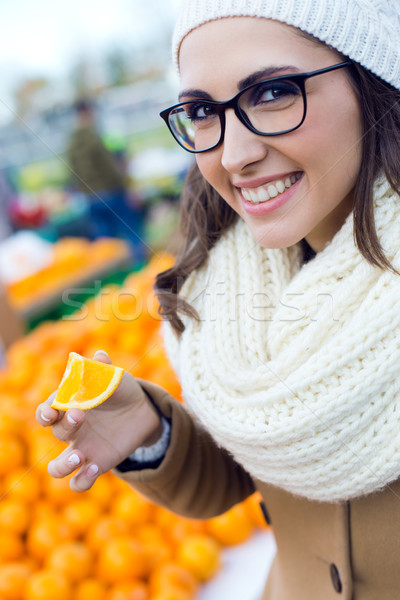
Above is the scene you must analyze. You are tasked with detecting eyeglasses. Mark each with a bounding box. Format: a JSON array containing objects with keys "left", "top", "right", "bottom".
[{"left": 160, "top": 61, "right": 352, "bottom": 153}]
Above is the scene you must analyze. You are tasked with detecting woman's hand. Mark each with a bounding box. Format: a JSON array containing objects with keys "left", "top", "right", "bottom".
[{"left": 35, "top": 350, "right": 163, "bottom": 492}]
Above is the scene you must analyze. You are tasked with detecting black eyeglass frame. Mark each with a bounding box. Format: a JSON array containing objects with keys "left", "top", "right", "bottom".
[{"left": 160, "top": 61, "right": 352, "bottom": 154}]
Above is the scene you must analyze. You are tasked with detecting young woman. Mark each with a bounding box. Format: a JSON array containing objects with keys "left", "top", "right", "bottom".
[{"left": 37, "top": 1, "right": 400, "bottom": 598}]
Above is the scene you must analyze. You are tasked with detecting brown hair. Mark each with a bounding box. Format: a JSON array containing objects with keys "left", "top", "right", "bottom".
[{"left": 155, "top": 63, "right": 400, "bottom": 333}]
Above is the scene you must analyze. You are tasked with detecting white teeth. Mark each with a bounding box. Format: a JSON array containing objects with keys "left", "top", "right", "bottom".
[
  {"left": 276, "top": 180, "right": 285, "bottom": 194},
  {"left": 242, "top": 173, "right": 302, "bottom": 204},
  {"left": 267, "top": 184, "right": 278, "bottom": 198},
  {"left": 249, "top": 189, "right": 260, "bottom": 203},
  {"left": 257, "top": 187, "right": 269, "bottom": 201}
]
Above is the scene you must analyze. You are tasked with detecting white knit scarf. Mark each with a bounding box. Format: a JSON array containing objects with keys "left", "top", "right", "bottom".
[{"left": 163, "top": 178, "right": 400, "bottom": 502}]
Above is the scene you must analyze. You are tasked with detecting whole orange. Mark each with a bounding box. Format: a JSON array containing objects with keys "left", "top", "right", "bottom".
[
  {"left": 75, "top": 578, "right": 108, "bottom": 600},
  {"left": 3, "top": 467, "right": 41, "bottom": 503},
  {"left": 84, "top": 472, "right": 115, "bottom": 509},
  {"left": 85, "top": 515, "right": 128, "bottom": 554},
  {"left": 206, "top": 504, "right": 254, "bottom": 546},
  {"left": 149, "top": 562, "right": 198, "bottom": 596},
  {"left": 27, "top": 516, "right": 73, "bottom": 561},
  {"left": 176, "top": 534, "right": 220, "bottom": 582},
  {"left": 0, "top": 499, "right": 30, "bottom": 534},
  {"left": 45, "top": 541, "right": 93, "bottom": 583},
  {"left": 112, "top": 492, "right": 154, "bottom": 529},
  {"left": 0, "top": 562, "right": 32, "bottom": 599},
  {"left": 97, "top": 536, "right": 148, "bottom": 583},
  {"left": 25, "top": 569, "right": 71, "bottom": 600},
  {"left": 62, "top": 497, "right": 102, "bottom": 537},
  {"left": 0, "top": 435, "right": 25, "bottom": 476},
  {"left": 0, "top": 531, "right": 24, "bottom": 562}
]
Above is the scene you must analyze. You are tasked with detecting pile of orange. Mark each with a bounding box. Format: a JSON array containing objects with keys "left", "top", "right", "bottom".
[
  {"left": 6, "top": 237, "right": 130, "bottom": 311},
  {"left": 0, "top": 254, "right": 269, "bottom": 600}
]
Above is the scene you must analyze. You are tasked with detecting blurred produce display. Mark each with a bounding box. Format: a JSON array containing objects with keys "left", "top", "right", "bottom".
[
  {"left": 4, "top": 237, "right": 131, "bottom": 317},
  {"left": 0, "top": 256, "right": 269, "bottom": 600}
]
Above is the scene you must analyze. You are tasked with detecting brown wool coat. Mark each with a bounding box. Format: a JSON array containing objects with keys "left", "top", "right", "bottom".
[{"left": 116, "top": 380, "right": 400, "bottom": 600}]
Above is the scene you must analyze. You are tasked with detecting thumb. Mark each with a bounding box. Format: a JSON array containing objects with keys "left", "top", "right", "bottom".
[{"left": 93, "top": 350, "right": 112, "bottom": 365}]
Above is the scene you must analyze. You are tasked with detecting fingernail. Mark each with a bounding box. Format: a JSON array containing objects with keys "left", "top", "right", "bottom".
[
  {"left": 94, "top": 350, "right": 109, "bottom": 358},
  {"left": 87, "top": 464, "right": 99, "bottom": 477},
  {"left": 67, "top": 413, "right": 78, "bottom": 425},
  {"left": 68, "top": 453, "right": 80, "bottom": 466},
  {"left": 41, "top": 412, "right": 51, "bottom": 422}
]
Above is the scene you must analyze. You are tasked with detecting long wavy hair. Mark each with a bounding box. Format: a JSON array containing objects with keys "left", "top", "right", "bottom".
[{"left": 155, "top": 61, "right": 400, "bottom": 334}]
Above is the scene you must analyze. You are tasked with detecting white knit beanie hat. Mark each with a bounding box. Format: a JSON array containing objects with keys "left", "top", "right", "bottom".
[{"left": 172, "top": 0, "right": 400, "bottom": 91}]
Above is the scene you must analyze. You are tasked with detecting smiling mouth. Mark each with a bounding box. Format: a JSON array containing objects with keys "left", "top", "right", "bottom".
[{"left": 241, "top": 172, "right": 303, "bottom": 204}]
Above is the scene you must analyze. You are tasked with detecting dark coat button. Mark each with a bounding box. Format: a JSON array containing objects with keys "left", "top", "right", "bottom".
[
  {"left": 330, "top": 563, "right": 342, "bottom": 593},
  {"left": 259, "top": 501, "right": 271, "bottom": 525}
]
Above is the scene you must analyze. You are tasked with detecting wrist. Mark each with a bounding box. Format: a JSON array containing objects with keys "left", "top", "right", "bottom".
[
  {"left": 141, "top": 415, "right": 164, "bottom": 447},
  {"left": 129, "top": 416, "right": 171, "bottom": 463}
]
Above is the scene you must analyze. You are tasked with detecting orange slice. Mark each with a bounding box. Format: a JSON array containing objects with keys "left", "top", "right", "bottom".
[{"left": 51, "top": 352, "right": 124, "bottom": 411}]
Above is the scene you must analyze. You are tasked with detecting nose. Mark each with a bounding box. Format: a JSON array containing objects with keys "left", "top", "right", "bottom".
[{"left": 220, "top": 109, "right": 268, "bottom": 173}]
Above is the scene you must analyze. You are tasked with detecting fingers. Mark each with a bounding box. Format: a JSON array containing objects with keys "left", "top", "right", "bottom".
[
  {"left": 36, "top": 393, "right": 60, "bottom": 426},
  {"left": 93, "top": 349, "right": 112, "bottom": 364},
  {"left": 51, "top": 408, "right": 85, "bottom": 442},
  {"left": 48, "top": 448, "right": 100, "bottom": 492},
  {"left": 48, "top": 446, "right": 83, "bottom": 478},
  {"left": 70, "top": 463, "right": 100, "bottom": 493}
]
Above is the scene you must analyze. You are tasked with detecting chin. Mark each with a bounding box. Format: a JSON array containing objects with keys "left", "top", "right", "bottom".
[{"left": 251, "top": 228, "right": 303, "bottom": 250}]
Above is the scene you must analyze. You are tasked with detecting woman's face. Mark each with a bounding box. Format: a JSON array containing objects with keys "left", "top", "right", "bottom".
[{"left": 179, "top": 18, "right": 363, "bottom": 251}]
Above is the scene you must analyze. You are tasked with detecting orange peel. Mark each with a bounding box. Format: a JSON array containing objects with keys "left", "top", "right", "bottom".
[{"left": 51, "top": 352, "right": 124, "bottom": 411}]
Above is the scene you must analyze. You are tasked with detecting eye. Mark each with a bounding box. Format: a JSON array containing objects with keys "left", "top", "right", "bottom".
[
  {"left": 251, "top": 80, "right": 300, "bottom": 105},
  {"left": 185, "top": 102, "right": 217, "bottom": 122}
]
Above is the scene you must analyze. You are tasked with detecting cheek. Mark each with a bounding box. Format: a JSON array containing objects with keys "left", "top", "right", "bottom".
[
  {"left": 300, "top": 97, "right": 362, "bottom": 191},
  {"left": 196, "top": 153, "right": 224, "bottom": 190}
]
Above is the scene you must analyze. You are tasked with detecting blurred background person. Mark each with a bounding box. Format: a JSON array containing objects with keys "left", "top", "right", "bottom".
[
  {"left": 67, "top": 98, "right": 147, "bottom": 263},
  {"left": 0, "top": 169, "right": 14, "bottom": 241}
]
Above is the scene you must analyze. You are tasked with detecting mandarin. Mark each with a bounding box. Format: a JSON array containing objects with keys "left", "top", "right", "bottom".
[
  {"left": 85, "top": 515, "right": 128, "bottom": 553},
  {"left": 84, "top": 472, "right": 115, "bottom": 509},
  {"left": 0, "top": 562, "right": 33, "bottom": 600},
  {"left": 75, "top": 578, "right": 108, "bottom": 600},
  {"left": 0, "top": 531, "right": 25, "bottom": 562},
  {"left": 96, "top": 536, "right": 148, "bottom": 583},
  {"left": 62, "top": 497, "right": 102, "bottom": 537},
  {"left": 176, "top": 534, "right": 221, "bottom": 582},
  {"left": 0, "top": 434, "right": 25, "bottom": 476},
  {"left": 206, "top": 504, "right": 254, "bottom": 546},
  {"left": 149, "top": 562, "right": 198, "bottom": 597},
  {"left": 27, "top": 516, "right": 73, "bottom": 561},
  {"left": 24, "top": 569, "right": 72, "bottom": 600},
  {"left": 42, "top": 474, "right": 76, "bottom": 505},
  {"left": 3, "top": 467, "right": 41, "bottom": 503},
  {"left": 45, "top": 541, "right": 93, "bottom": 583},
  {"left": 0, "top": 499, "right": 30, "bottom": 534},
  {"left": 112, "top": 492, "right": 154, "bottom": 529}
]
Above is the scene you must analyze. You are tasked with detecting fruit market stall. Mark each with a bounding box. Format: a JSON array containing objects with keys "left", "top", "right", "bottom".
[
  {"left": 0, "top": 232, "right": 132, "bottom": 325},
  {"left": 0, "top": 255, "right": 275, "bottom": 600}
]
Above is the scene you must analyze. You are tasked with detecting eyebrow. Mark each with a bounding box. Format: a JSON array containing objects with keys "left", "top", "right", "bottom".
[
  {"left": 238, "top": 65, "right": 301, "bottom": 89},
  {"left": 178, "top": 65, "right": 301, "bottom": 101}
]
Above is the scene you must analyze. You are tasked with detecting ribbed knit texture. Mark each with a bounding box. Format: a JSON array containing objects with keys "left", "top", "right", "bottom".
[
  {"left": 172, "top": 0, "right": 400, "bottom": 91},
  {"left": 163, "top": 178, "right": 400, "bottom": 502}
]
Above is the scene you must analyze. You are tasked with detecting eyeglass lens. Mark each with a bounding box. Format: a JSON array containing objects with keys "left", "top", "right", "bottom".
[{"left": 168, "top": 78, "right": 304, "bottom": 152}]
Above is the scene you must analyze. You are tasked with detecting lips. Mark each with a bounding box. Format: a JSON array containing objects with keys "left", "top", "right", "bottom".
[{"left": 240, "top": 172, "right": 303, "bottom": 204}]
